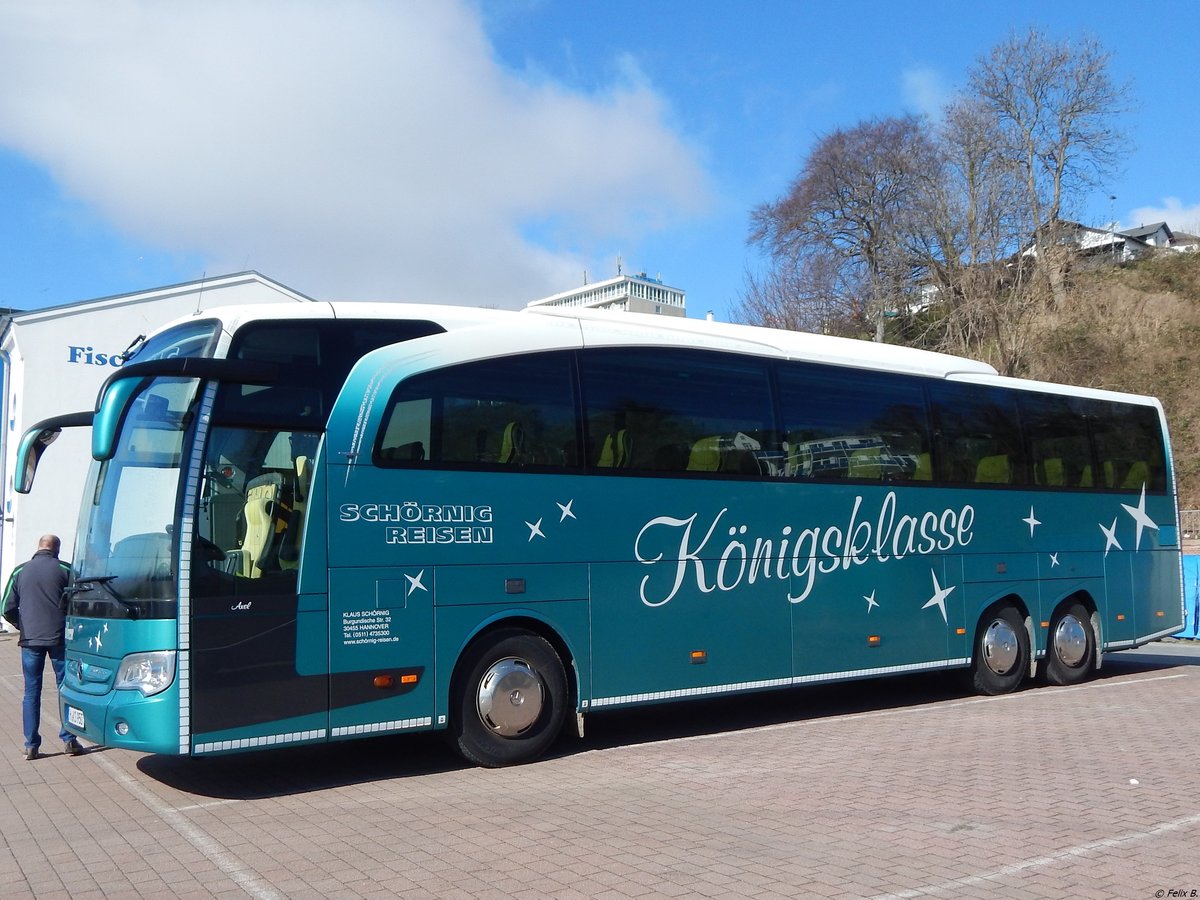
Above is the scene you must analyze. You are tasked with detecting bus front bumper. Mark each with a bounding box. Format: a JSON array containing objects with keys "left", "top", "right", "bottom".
[{"left": 60, "top": 681, "right": 182, "bottom": 755}]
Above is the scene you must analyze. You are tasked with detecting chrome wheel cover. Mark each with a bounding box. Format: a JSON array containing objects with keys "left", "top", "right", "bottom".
[
  {"left": 476, "top": 657, "right": 544, "bottom": 737},
  {"left": 1053, "top": 614, "right": 1089, "bottom": 668},
  {"left": 982, "top": 618, "right": 1020, "bottom": 676}
]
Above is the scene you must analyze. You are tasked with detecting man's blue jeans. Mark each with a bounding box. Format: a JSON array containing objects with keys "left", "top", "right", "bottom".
[{"left": 22, "top": 644, "right": 70, "bottom": 750}]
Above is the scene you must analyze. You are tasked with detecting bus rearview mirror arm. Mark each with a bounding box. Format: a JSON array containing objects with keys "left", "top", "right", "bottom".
[{"left": 14, "top": 411, "right": 95, "bottom": 494}]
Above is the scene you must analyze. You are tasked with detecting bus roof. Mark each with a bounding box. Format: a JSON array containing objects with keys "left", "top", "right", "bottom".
[
  {"left": 524, "top": 306, "right": 998, "bottom": 378},
  {"left": 146, "top": 300, "right": 1161, "bottom": 408},
  {"left": 150, "top": 300, "right": 514, "bottom": 340},
  {"left": 948, "top": 371, "right": 1164, "bottom": 410}
]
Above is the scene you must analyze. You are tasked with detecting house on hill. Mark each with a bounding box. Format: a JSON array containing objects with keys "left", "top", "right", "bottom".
[
  {"left": 1022, "top": 219, "right": 1186, "bottom": 264},
  {"left": 1119, "top": 221, "right": 1174, "bottom": 249}
]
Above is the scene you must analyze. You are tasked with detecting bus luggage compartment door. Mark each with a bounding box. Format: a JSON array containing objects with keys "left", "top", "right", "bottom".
[{"left": 328, "top": 567, "right": 435, "bottom": 737}]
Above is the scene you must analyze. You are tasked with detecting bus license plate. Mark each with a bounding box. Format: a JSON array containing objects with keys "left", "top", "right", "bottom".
[{"left": 66, "top": 705, "right": 85, "bottom": 730}]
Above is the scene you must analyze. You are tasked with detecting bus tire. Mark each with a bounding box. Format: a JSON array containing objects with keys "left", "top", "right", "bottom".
[
  {"left": 1043, "top": 602, "right": 1095, "bottom": 686},
  {"left": 450, "top": 629, "right": 567, "bottom": 767},
  {"left": 969, "top": 606, "right": 1028, "bottom": 696}
]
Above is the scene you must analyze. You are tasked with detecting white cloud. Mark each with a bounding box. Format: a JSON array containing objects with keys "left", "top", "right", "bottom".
[
  {"left": 0, "top": 1, "right": 710, "bottom": 306},
  {"left": 1128, "top": 198, "right": 1200, "bottom": 235},
  {"left": 901, "top": 65, "right": 948, "bottom": 121}
]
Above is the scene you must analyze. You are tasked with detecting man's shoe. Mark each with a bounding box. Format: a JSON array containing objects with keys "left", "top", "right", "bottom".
[
  {"left": 63, "top": 739, "right": 83, "bottom": 757},
  {"left": 24, "top": 746, "right": 38, "bottom": 761}
]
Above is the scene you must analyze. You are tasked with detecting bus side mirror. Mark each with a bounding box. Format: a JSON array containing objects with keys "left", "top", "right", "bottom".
[
  {"left": 92, "top": 376, "right": 148, "bottom": 461},
  {"left": 90, "top": 357, "right": 277, "bottom": 461},
  {"left": 14, "top": 412, "right": 94, "bottom": 494}
]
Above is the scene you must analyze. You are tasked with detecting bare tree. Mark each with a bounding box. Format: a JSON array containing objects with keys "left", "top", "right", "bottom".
[
  {"left": 968, "top": 28, "right": 1129, "bottom": 309},
  {"left": 741, "top": 116, "right": 940, "bottom": 340},
  {"left": 735, "top": 253, "right": 843, "bottom": 334},
  {"left": 911, "top": 97, "right": 1040, "bottom": 374}
]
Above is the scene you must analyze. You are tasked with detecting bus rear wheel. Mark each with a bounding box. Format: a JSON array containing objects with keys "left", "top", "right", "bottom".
[
  {"left": 969, "top": 606, "right": 1029, "bottom": 695},
  {"left": 1043, "top": 602, "right": 1095, "bottom": 686},
  {"left": 450, "top": 629, "right": 567, "bottom": 767}
]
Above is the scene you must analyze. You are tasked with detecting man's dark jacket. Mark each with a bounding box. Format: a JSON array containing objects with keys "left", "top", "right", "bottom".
[{"left": 2, "top": 550, "right": 70, "bottom": 648}]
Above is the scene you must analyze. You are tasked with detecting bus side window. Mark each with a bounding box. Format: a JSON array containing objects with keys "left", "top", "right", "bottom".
[
  {"left": 578, "top": 348, "right": 774, "bottom": 478},
  {"left": 375, "top": 353, "right": 577, "bottom": 471},
  {"left": 1020, "top": 393, "right": 1091, "bottom": 490},
  {"left": 378, "top": 398, "right": 433, "bottom": 464},
  {"left": 1087, "top": 400, "right": 1168, "bottom": 492},
  {"left": 930, "top": 383, "right": 1026, "bottom": 487},
  {"left": 777, "top": 363, "right": 930, "bottom": 483}
]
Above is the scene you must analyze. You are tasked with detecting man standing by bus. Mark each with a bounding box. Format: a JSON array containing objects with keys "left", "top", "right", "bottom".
[{"left": 1, "top": 534, "right": 83, "bottom": 760}]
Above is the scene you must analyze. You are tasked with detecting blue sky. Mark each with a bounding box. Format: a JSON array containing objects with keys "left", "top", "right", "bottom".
[{"left": 1, "top": 1, "right": 1197, "bottom": 320}]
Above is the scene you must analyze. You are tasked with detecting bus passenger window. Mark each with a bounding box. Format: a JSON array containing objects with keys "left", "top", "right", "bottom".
[
  {"left": 929, "top": 383, "right": 1026, "bottom": 486},
  {"left": 1019, "top": 393, "right": 1091, "bottom": 489},
  {"left": 375, "top": 353, "right": 578, "bottom": 471},
  {"left": 578, "top": 348, "right": 775, "bottom": 477},
  {"left": 1088, "top": 400, "right": 1167, "bottom": 492},
  {"left": 777, "top": 363, "right": 930, "bottom": 483}
]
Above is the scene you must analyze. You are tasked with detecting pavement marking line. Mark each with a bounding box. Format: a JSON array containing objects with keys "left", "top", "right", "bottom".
[
  {"left": 606, "top": 670, "right": 1194, "bottom": 754},
  {"left": 869, "top": 811, "right": 1200, "bottom": 899},
  {"left": 175, "top": 799, "right": 243, "bottom": 812},
  {"left": 92, "top": 753, "right": 283, "bottom": 900}
]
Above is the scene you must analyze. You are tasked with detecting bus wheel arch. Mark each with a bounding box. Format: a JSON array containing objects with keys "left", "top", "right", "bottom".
[
  {"left": 1041, "top": 594, "right": 1098, "bottom": 686},
  {"left": 448, "top": 622, "right": 570, "bottom": 767},
  {"left": 968, "top": 597, "right": 1031, "bottom": 696}
]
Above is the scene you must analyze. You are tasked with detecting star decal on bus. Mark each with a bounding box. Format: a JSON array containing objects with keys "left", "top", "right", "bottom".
[
  {"left": 1120, "top": 485, "right": 1158, "bottom": 550},
  {"left": 526, "top": 518, "right": 545, "bottom": 541},
  {"left": 922, "top": 570, "right": 954, "bottom": 623},
  {"left": 404, "top": 570, "right": 427, "bottom": 597},
  {"left": 864, "top": 590, "right": 879, "bottom": 613},
  {"left": 1100, "top": 518, "right": 1122, "bottom": 557},
  {"left": 1049, "top": 552, "right": 1060, "bottom": 568},
  {"left": 1023, "top": 506, "right": 1041, "bottom": 537},
  {"left": 556, "top": 499, "right": 576, "bottom": 522}
]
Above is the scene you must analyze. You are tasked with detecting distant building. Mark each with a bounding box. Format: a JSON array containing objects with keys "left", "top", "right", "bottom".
[
  {"left": 1022, "top": 220, "right": 1189, "bottom": 263},
  {"left": 527, "top": 272, "right": 685, "bottom": 317}
]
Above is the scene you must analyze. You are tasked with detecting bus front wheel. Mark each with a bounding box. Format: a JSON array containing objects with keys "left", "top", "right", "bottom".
[
  {"left": 969, "top": 606, "right": 1029, "bottom": 695},
  {"left": 1043, "top": 602, "right": 1095, "bottom": 686},
  {"left": 450, "top": 629, "right": 567, "bottom": 767}
]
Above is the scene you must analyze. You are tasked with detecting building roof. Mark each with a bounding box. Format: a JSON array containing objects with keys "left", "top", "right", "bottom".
[
  {"left": 1118, "top": 222, "right": 1173, "bottom": 241},
  {"left": 2, "top": 271, "right": 314, "bottom": 328}
]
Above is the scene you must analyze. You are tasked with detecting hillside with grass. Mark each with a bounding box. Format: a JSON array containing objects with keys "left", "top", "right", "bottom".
[{"left": 1020, "top": 252, "right": 1200, "bottom": 508}]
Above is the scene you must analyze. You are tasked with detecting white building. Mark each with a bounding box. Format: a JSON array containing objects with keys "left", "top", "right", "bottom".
[
  {"left": 526, "top": 272, "right": 685, "bottom": 317},
  {"left": 0, "top": 273, "right": 315, "bottom": 591}
]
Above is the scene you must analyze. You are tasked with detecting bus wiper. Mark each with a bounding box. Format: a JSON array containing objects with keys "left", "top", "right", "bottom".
[
  {"left": 67, "top": 576, "right": 140, "bottom": 619},
  {"left": 117, "top": 333, "right": 147, "bottom": 363}
]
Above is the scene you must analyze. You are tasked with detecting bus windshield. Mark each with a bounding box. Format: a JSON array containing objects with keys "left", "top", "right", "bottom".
[
  {"left": 71, "top": 319, "right": 220, "bottom": 617},
  {"left": 73, "top": 376, "right": 202, "bottom": 617}
]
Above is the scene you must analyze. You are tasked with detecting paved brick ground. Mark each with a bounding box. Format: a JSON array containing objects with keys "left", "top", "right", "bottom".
[{"left": 1, "top": 629, "right": 1198, "bottom": 899}]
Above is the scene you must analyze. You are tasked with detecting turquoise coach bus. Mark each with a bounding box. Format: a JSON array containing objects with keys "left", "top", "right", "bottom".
[{"left": 16, "top": 304, "right": 1184, "bottom": 766}]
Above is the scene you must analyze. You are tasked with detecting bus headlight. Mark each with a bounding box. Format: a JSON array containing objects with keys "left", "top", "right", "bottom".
[{"left": 114, "top": 651, "right": 176, "bottom": 696}]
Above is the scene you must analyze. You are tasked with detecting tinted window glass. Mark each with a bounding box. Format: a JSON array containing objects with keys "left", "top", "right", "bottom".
[
  {"left": 377, "top": 352, "right": 578, "bottom": 470},
  {"left": 127, "top": 319, "right": 219, "bottom": 363},
  {"left": 579, "top": 349, "right": 775, "bottom": 476},
  {"left": 1019, "top": 392, "right": 1093, "bottom": 487},
  {"left": 929, "top": 383, "right": 1027, "bottom": 486},
  {"left": 1084, "top": 399, "right": 1167, "bottom": 491},
  {"left": 777, "top": 363, "right": 931, "bottom": 482}
]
